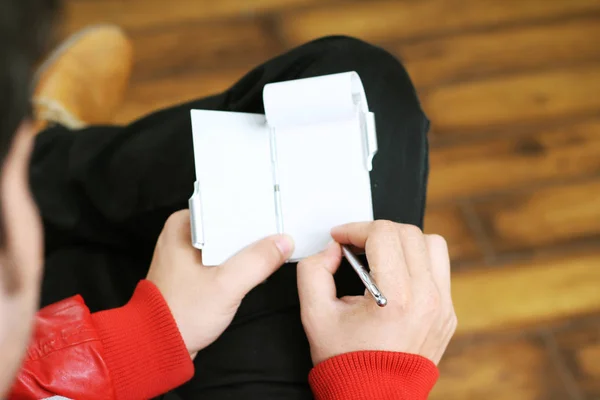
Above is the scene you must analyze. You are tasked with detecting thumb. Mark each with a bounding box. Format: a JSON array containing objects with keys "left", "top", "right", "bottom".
[
  {"left": 161, "top": 209, "right": 193, "bottom": 244},
  {"left": 217, "top": 234, "right": 294, "bottom": 297},
  {"left": 297, "top": 242, "right": 343, "bottom": 311}
]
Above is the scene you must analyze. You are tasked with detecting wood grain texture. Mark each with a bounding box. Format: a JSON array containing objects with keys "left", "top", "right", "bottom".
[
  {"left": 397, "top": 16, "right": 600, "bottom": 88},
  {"left": 129, "top": 20, "right": 282, "bottom": 80},
  {"left": 431, "top": 337, "right": 570, "bottom": 400},
  {"left": 428, "top": 118, "right": 600, "bottom": 203},
  {"left": 554, "top": 321, "right": 600, "bottom": 398},
  {"left": 473, "top": 178, "right": 600, "bottom": 253},
  {"left": 113, "top": 69, "right": 247, "bottom": 124},
  {"left": 424, "top": 204, "right": 482, "bottom": 263},
  {"left": 63, "top": 0, "right": 326, "bottom": 33},
  {"left": 423, "top": 65, "right": 600, "bottom": 136},
  {"left": 452, "top": 250, "right": 600, "bottom": 335},
  {"left": 279, "top": 0, "right": 600, "bottom": 46}
]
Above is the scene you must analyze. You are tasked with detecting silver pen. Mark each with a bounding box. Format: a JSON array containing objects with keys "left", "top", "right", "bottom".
[{"left": 341, "top": 245, "right": 388, "bottom": 307}]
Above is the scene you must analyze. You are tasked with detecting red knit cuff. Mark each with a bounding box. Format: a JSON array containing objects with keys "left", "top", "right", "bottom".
[
  {"left": 309, "top": 351, "right": 439, "bottom": 400},
  {"left": 91, "top": 280, "right": 194, "bottom": 399}
]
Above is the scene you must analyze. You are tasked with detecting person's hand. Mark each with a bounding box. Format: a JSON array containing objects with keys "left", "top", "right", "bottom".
[
  {"left": 0, "top": 124, "right": 44, "bottom": 395},
  {"left": 146, "top": 210, "right": 294, "bottom": 359},
  {"left": 297, "top": 221, "right": 456, "bottom": 365}
]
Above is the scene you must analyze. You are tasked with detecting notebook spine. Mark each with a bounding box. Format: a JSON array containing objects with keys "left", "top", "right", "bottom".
[
  {"left": 269, "top": 127, "right": 284, "bottom": 234},
  {"left": 189, "top": 181, "right": 204, "bottom": 249},
  {"left": 361, "top": 111, "right": 378, "bottom": 171}
]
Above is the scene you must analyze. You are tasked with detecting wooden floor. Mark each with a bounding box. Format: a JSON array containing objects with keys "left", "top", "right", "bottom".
[{"left": 63, "top": 0, "right": 600, "bottom": 398}]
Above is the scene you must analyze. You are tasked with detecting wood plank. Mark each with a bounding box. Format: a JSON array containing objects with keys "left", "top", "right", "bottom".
[
  {"left": 472, "top": 179, "right": 600, "bottom": 253},
  {"left": 424, "top": 204, "right": 483, "bottom": 263},
  {"left": 452, "top": 250, "right": 600, "bottom": 336},
  {"left": 279, "top": 0, "right": 600, "bottom": 46},
  {"left": 554, "top": 321, "right": 600, "bottom": 398},
  {"left": 129, "top": 20, "right": 282, "bottom": 80},
  {"left": 423, "top": 64, "right": 600, "bottom": 136},
  {"left": 63, "top": 0, "right": 324, "bottom": 34},
  {"left": 431, "top": 337, "right": 569, "bottom": 399},
  {"left": 396, "top": 17, "right": 600, "bottom": 88},
  {"left": 113, "top": 69, "right": 247, "bottom": 123},
  {"left": 428, "top": 118, "right": 600, "bottom": 203}
]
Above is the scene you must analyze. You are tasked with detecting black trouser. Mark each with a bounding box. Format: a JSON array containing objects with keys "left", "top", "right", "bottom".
[{"left": 32, "top": 36, "right": 429, "bottom": 399}]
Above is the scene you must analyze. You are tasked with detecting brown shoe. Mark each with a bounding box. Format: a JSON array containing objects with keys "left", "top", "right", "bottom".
[{"left": 33, "top": 25, "right": 133, "bottom": 130}]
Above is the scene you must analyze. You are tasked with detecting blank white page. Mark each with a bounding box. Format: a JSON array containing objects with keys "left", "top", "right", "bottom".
[
  {"left": 274, "top": 113, "right": 374, "bottom": 260},
  {"left": 191, "top": 110, "right": 276, "bottom": 265},
  {"left": 264, "top": 72, "right": 368, "bottom": 129}
]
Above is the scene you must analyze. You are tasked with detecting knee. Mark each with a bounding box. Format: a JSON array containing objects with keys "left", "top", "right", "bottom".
[
  {"left": 309, "top": 35, "right": 374, "bottom": 49},
  {"left": 308, "top": 36, "right": 424, "bottom": 117},
  {"left": 311, "top": 35, "right": 400, "bottom": 70}
]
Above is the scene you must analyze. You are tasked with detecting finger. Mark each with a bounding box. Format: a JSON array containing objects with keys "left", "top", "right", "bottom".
[
  {"left": 425, "top": 234, "right": 451, "bottom": 299},
  {"left": 297, "top": 241, "right": 343, "bottom": 311},
  {"left": 398, "top": 224, "right": 431, "bottom": 280},
  {"left": 330, "top": 221, "right": 371, "bottom": 248},
  {"left": 333, "top": 221, "right": 409, "bottom": 298},
  {"left": 217, "top": 234, "right": 294, "bottom": 296}
]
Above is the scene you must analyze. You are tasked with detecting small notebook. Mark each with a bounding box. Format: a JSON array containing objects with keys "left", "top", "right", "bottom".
[{"left": 189, "top": 72, "right": 378, "bottom": 266}]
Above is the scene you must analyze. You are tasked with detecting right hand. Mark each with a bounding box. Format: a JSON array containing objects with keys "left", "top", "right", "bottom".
[
  {"left": 297, "top": 220, "right": 456, "bottom": 365},
  {"left": 147, "top": 210, "right": 295, "bottom": 359}
]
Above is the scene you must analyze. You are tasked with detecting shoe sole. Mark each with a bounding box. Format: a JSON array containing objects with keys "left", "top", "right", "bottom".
[{"left": 32, "top": 24, "right": 127, "bottom": 86}]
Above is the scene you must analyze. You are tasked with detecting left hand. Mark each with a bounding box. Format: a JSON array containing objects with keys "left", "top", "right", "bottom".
[
  {"left": 146, "top": 210, "right": 294, "bottom": 359},
  {"left": 0, "top": 125, "right": 44, "bottom": 395}
]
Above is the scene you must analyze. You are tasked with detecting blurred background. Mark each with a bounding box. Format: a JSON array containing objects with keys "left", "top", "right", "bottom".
[{"left": 60, "top": 0, "right": 600, "bottom": 398}]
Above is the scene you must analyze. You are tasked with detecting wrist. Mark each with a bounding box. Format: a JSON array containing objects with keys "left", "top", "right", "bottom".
[
  {"left": 91, "top": 280, "right": 194, "bottom": 399},
  {"left": 309, "top": 351, "right": 439, "bottom": 400}
]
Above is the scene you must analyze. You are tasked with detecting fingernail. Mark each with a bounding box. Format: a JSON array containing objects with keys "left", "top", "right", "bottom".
[{"left": 275, "top": 234, "right": 294, "bottom": 256}]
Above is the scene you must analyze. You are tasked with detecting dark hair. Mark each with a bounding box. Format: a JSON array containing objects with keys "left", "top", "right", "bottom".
[
  {"left": 1, "top": 0, "right": 60, "bottom": 165},
  {"left": 0, "top": 0, "right": 59, "bottom": 291}
]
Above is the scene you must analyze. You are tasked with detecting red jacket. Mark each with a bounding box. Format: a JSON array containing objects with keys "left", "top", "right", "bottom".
[{"left": 10, "top": 280, "right": 438, "bottom": 399}]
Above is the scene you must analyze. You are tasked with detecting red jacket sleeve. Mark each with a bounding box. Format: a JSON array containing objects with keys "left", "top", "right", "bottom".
[
  {"left": 10, "top": 280, "right": 194, "bottom": 400},
  {"left": 10, "top": 279, "right": 436, "bottom": 399},
  {"left": 309, "top": 351, "right": 439, "bottom": 399}
]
